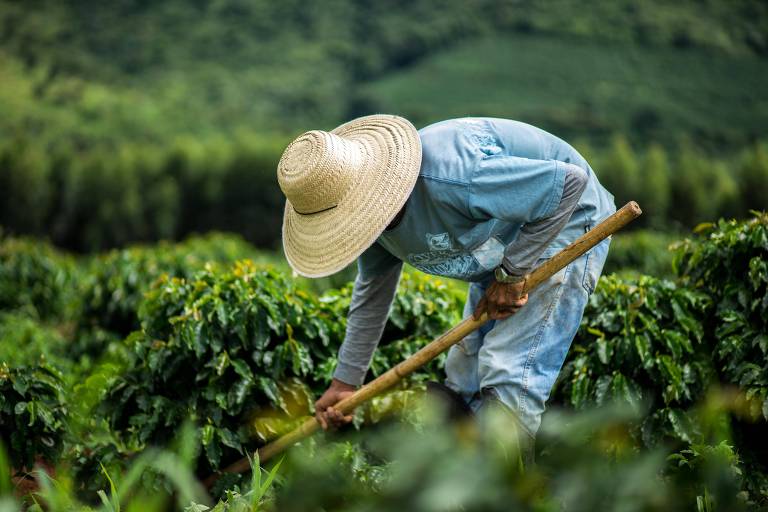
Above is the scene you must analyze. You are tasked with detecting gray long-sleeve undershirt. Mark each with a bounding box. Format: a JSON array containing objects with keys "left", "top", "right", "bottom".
[
  {"left": 333, "top": 165, "right": 588, "bottom": 386},
  {"left": 334, "top": 262, "right": 403, "bottom": 385}
]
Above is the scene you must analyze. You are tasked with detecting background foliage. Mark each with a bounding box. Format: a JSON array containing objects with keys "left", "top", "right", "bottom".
[{"left": 1, "top": 0, "right": 767, "bottom": 251}]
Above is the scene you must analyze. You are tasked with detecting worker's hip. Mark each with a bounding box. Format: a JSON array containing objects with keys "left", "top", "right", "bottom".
[{"left": 444, "top": 237, "right": 610, "bottom": 436}]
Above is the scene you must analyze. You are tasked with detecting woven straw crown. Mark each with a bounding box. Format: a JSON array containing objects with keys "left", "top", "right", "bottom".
[
  {"left": 278, "top": 130, "right": 364, "bottom": 215},
  {"left": 278, "top": 115, "right": 422, "bottom": 278}
]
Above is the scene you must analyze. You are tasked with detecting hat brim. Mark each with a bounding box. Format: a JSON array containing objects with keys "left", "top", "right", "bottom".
[{"left": 281, "top": 115, "right": 422, "bottom": 278}]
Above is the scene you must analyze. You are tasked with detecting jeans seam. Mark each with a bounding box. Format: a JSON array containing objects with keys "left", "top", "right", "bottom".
[
  {"left": 581, "top": 249, "right": 593, "bottom": 294},
  {"left": 520, "top": 263, "right": 570, "bottom": 416}
]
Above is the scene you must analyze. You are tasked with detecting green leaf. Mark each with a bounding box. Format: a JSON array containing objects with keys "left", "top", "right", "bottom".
[
  {"left": 671, "top": 298, "right": 702, "bottom": 340},
  {"left": 611, "top": 373, "right": 641, "bottom": 408},
  {"left": 254, "top": 457, "right": 284, "bottom": 507},
  {"left": 185, "top": 503, "right": 210, "bottom": 512},
  {"left": 596, "top": 338, "right": 611, "bottom": 365},
  {"left": 100, "top": 462, "right": 121, "bottom": 512},
  {"left": 204, "top": 437, "right": 222, "bottom": 468},
  {"left": 258, "top": 377, "right": 279, "bottom": 405},
  {"left": 667, "top": 409, "right": 697, "bottom": 443},
  {"left": 594, "top": 375, "right": 612, "bottom": 405},
  {"left": 214, "top": 351, "right": 230, "bottom": 376},
  {"left": 201, "top": 424, "right": 215, "bottom": 446},
  {"left": 754, "top": 334, "right": 768, "bottom": 355},
  {"left": 218, "top": 427, "right": 242, "bottom": 451},
  {"left": 634, "top": 333, "right": 652, "bottom": 367},
  {"left": 12, "top": 375, "right": 29, "bottom": 395},
  {"left": 662, "top": 330, "right": 691, "bottom": 359},
  {"left": 13, "top": 401, "right": 27, "bottom": 415},
  {"left": 98, "top": 490, "right": 114, "bottom": 512},
  {"left": 216, "top": 301, "right": 229, "bottom": 328},
  {"left": 230, "top": 359, "right": 253, "bottom": 380},
  {"left": 228, "top": 378, "right": 254, "bottom": 408}
]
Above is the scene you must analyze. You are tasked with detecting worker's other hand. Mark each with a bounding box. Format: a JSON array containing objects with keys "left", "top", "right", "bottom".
[
  {"left": 314, "top": 378, "right": 356, "bottom": 430},
  {"left": 473, "top": 280, "right": 528, "bottom": 320}
]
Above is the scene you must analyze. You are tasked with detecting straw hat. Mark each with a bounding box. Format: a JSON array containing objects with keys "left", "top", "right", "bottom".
[{"left": 278, "top": 114, "right": 422, "bottom": 278}]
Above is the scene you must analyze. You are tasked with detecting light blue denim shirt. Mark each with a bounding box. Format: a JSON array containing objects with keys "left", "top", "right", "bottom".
[
  {"left": 333, "top": 117, "right": 616, "bottom": 387},
  {"left": 360, "top": 117, "right": 615, "bottom": 282}
]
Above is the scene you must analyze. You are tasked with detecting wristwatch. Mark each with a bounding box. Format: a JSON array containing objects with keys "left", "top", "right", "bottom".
[{"left": 494, "top": 263, "right": 527, "bottom": 284}]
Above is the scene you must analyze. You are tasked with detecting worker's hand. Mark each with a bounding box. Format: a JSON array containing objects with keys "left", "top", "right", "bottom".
[
  {"left": 473, "top": 280, "right": 528, "bottom": 321},
  {"left": 314, "top": 378, "right": 356, "bottom": 430}
]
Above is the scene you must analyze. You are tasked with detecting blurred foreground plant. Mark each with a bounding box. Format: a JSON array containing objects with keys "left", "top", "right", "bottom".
[{"left": 273, "top": 396, "right": 746, "bottom": 512}]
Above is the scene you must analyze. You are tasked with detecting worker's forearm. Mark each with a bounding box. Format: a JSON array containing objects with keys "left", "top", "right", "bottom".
[
  {"left": 334, "top": 263, "right": 402, "bottom": 386},
  {"left": 502, "top": 163, "right": 588, "bottom": 277}
]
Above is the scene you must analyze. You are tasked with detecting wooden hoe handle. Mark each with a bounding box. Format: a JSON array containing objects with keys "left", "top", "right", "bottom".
[{"left": 205, "top": 201, "right": 642, "bottom": 487}]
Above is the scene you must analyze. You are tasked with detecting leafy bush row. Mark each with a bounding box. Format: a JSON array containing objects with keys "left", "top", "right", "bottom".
[
  {"left": 0, "top": 403, "right": 751, "bottom": 512},
  {"left": 101, "top": 261, "right": 463, "bottom": 473},
  {"left": 555, "top": 274, "right": 715, "bottom": 446},
  {"left": 0, "top": 363, "right": 68, "bottom": 471},
  {"left": 674, "top": 213, "right": 768, "bottom": 501},
  {"left": 6, "top": 212, "right": 753, "bottom": 494},
  {"left": 78, "top": 232, "right": 262, "bottom": 339},
  {"left": 0, "top": 213, "right": 765, "bottom": 506},
  {"left": 675, "top": 213, "right": 768, "bottom": 420},
  {"left": 1, "top": 232, "right": 271, "bottom": 366},
  {"left": 552, "top": 212, "right": 768, "bottom": 504},
  {"left": 0, "top": 236, "right": 80, "bottom": 322}
]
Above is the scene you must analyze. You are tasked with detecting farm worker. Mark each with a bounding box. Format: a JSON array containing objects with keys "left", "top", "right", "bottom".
[{"left": 276, "top": 115, "right": 615, "bottom": 456}]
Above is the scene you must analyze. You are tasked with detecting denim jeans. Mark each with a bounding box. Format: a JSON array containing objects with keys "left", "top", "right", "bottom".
[{"left": 444, "top": 237, "right": 611, "bottom": 437}]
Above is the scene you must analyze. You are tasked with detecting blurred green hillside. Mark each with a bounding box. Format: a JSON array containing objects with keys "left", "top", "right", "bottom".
[
  {"left": 1, "top": 0, "right": 767, "bottom": 251},
  {"left": 2, "top": 0, "right": 767, "bottom": 146},
  {"left": 365, "top": 33, "right": 768, "bottom": 148}
]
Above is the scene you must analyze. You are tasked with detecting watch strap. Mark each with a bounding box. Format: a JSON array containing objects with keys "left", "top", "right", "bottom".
[
  {"left": 495, "top": 264, "right": 526, "bottom": 284},
  {"left": 501, "top": 259, "right": 518, "bottom": 276}
]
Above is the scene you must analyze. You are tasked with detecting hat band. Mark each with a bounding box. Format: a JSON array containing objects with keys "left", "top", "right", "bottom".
[{"left": 293, "top": 204, "right": 338, "bottom": 216}]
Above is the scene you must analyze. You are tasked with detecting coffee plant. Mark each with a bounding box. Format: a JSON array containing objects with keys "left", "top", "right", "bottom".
[
  {"left": 274, "top": 404, "right": 746, "bottom": 512},
  {"left": 0, "top": 237, "right": 80, "bottom": 322},
  {"left": 78, "top": 233, "right": 261, "bottom": 339},
  {"left": 674, "top": 213, "right": 768, "bottom": 421},
  {"left": 554, "top": 274, "right": 715, "bottom": 447},
  {"left": 0, "top": 362, "right": 68, "bottom": 471},
  {"left": 0, "top": 313, "right": 70, "bottom": 371},
  {"left": 100, "top": 261, "right": 463, "bottom": 474},
  {"left": 551, "top": 213, "right": 768, "bottom": 505}
]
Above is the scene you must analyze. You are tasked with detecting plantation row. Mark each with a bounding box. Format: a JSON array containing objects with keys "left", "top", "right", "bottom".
[
  {"left": 1, "top": 133, "right": 767, "bottom": 252},
  {"left": 0, "top": 214, "right": 766, "bottom": 509}
]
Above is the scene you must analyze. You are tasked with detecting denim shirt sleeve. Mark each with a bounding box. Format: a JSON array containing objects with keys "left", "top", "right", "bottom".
[{"left": 468, "top": 155, "right": 566, "bottom": 224}]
